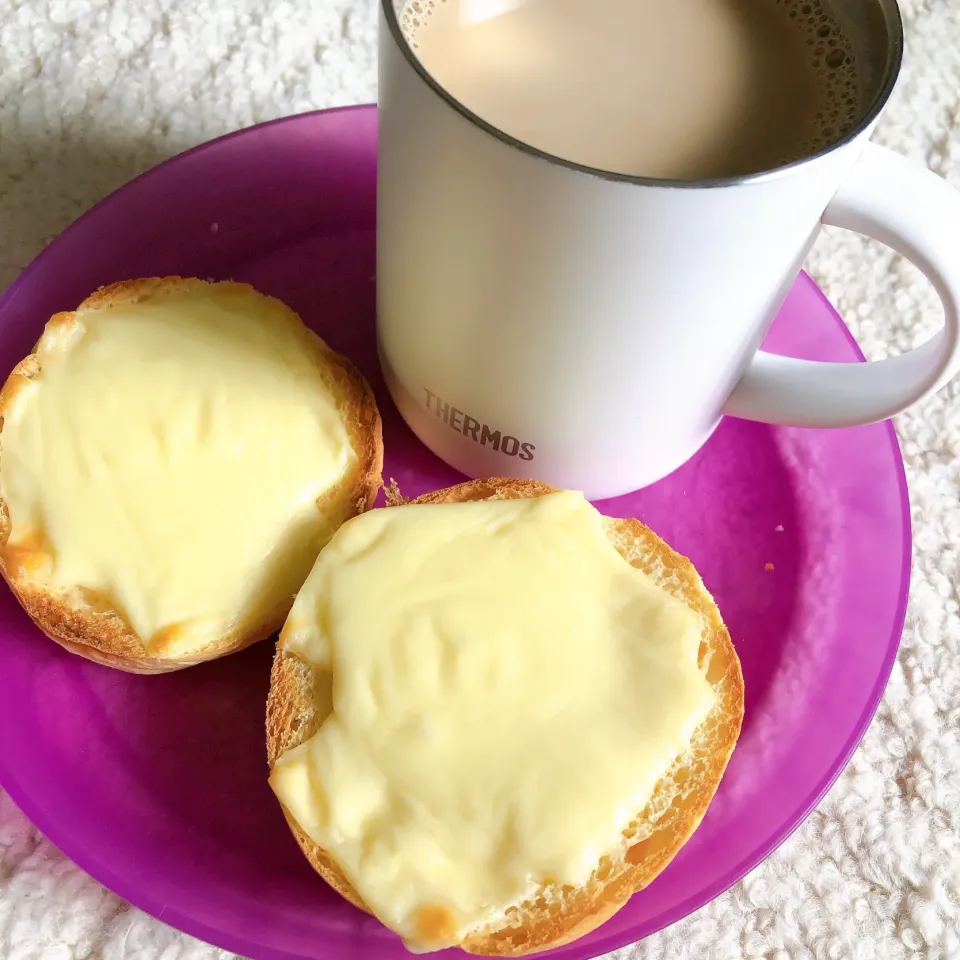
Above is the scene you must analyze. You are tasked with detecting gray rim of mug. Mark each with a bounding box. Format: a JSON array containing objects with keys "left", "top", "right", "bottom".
[{"left": 381, "top": 0, "right": 905, "bottom": 190}]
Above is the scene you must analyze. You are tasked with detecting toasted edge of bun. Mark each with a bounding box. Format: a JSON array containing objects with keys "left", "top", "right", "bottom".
[
  {"left": 0, "top": 277, "right": 383, "bottom": 674},
  {"left": 266, "top": 477, "right": 744, "bottom": 955}
]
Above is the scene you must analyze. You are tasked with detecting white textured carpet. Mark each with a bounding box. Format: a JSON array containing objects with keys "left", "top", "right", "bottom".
[{"left": 1, "top": 1, "right": 959, "bottom": 958}]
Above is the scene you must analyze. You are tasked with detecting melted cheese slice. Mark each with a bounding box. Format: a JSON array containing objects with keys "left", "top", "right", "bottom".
[
  {"left": 271, "top": 491, "right": 715, "bottom": 950},
  {"left": 0, "top": 283, "right": 352, "bottom": 657}
]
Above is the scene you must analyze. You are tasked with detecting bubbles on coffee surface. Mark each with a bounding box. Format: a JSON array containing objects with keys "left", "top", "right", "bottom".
[
  {"left": 772, "top": 0, "right": 861, "bottom": 164},
  {"left": 399, "top": 0, "right": 439, "bottom": 49}
]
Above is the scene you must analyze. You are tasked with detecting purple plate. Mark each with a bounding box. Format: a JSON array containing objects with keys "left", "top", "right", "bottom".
[{"left": 0, "top": 105, "right": 909, "bottom": 960}]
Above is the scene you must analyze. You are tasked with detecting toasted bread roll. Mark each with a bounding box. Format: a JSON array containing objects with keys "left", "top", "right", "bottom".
[
  {"left": 267, "top": 478, "right": 743, "bottom": 956},
  {"left": 0, "top": 278, "right": 382, "bottom": 673}
]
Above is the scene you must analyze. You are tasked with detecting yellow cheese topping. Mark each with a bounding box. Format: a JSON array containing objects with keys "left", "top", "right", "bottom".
[
  {"left": 0, "top": 283, "right": 352, "bottom": 657},
  {"left": 270, "top": 491, "right": 715, "bottom": 951}
]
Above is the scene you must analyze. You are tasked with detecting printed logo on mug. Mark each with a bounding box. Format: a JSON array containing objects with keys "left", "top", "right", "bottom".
[
  {"left": 377, "top": 0, "right": 960, "bottom": 499},
  {"left": 423, "top": 389, "right": 537, "bottom": 461}
]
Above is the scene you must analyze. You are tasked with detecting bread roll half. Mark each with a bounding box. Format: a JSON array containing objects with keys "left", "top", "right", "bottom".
[
  {"left": 267, "top": 477, "right": 743, "bottom": 955},
  {"left": 0, "top": 278, "right": 383, "bottom": 673}
]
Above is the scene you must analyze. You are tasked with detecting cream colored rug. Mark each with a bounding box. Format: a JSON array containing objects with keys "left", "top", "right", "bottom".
[{"left": 1, "top": 0, "right": 958, "bottom": 957}]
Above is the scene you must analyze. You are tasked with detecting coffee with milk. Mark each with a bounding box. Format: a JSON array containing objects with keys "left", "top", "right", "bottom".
[{"left": 401, "top": 0, "right": 861, "bottom": 180}]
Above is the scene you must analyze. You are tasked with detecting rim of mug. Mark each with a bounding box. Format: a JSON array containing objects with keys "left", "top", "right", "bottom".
[{"left": 381, "top": 0, "right": 905, "bottom": 189}]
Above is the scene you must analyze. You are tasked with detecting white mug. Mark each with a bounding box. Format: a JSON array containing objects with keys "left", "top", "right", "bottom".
[{"left": 376, "top": 0, "right": 960, "bottom": 500}]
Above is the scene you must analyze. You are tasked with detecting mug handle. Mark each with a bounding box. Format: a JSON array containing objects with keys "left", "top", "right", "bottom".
[{"left": 724, "top": 143, "right": 960, "bottom": 426}]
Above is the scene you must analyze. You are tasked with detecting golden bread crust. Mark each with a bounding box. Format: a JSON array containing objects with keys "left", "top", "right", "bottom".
[
  {"left": 266, "top": 477, "right": 744, "bottom": 955},
  {"left": 0, "top": 277, "right": 383, "bottom": 674}
]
